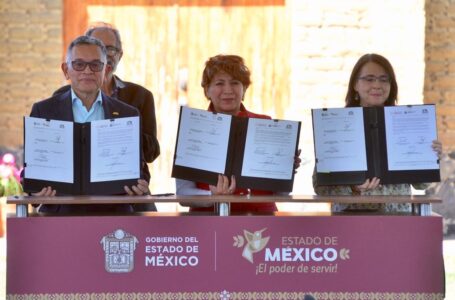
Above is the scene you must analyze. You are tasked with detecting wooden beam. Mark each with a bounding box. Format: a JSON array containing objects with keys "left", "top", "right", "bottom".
[
  {"left": 63, "top": 0, "right": 89, "bottom": 58},
  {"left": 63, "top": 0, "right": 285, "bottom": 57}
]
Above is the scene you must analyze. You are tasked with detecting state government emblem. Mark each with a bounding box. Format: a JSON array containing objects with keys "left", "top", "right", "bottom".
[
  {"left": 233, "top": 228, "right": 270, "bottom": 263},
  {"left": 100, "top": 229, "right": 138, "bottom": 273}
]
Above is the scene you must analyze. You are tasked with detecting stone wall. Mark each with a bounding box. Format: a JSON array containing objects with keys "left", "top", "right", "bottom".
[
  {"left": 425, "top": 0, "right": 455, "bottom": 151},
  {"left": 424, "top": 0, "right": 455, "bottom": 227},
  {"left": 0, "top": 0, "right": 63, "bottom": 148}
]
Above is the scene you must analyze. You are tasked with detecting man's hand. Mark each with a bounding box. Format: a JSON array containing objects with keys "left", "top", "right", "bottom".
[
  {"left": 32, "top": 186, "right": 56, "bottom": 197},
  {"left": 124, "top": 179, "right": 150, "bottom": 196}
]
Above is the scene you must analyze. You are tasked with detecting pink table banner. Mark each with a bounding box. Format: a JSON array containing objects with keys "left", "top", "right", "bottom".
[{"left": 7, "top": 216, "right": 444, "bottom": 300}]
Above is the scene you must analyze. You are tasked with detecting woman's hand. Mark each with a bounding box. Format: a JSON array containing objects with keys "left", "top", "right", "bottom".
[
  {"left": 124, "top": 179, "right": 150, "bottom": 196},
  {"left": 32, "top": 186, "right": 56, "bottom": 197},
  {"left": 353, "top": 177, "right": 381, "bottom": 193},
  {"left": 294, "top": 149, "right": 302, "bottom": 173},
  {"left": 209, "top": 174, "right": 236, "bottom": 195},
  {"left": 432, "top": 140, "right": 443, "bottom": 159}
]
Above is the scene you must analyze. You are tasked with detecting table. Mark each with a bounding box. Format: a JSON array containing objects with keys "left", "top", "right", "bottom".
[
  {"left": 7, "top": 194, "right": 440, "bottom": 217},
  {"left": 6, "top": 195, "right": 445, "bottom": 300}
]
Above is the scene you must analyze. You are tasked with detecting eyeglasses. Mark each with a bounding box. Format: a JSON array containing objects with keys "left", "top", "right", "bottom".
[
  {"left": 106, "top": 46, "right": 121, "bottom": 56},
  {"left": 70, "top": 60, "right": 105, "bottom": 72},
  {"left": 358, "top": 75, "right": 391, "bottom": 84}
]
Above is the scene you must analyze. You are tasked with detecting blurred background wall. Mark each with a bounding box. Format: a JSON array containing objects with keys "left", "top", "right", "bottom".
[{"left": 0, "top": 0, "right": 453, "bottom": 213}]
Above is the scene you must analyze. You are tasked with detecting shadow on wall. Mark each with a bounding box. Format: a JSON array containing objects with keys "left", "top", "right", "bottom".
[{"left": 427, "top": 151, "right": 455, "bottom": 235}]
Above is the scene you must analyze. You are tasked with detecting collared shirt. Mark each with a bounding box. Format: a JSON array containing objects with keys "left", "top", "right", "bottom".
[{"left": 71, "top": 88, "right": 105, "bottom": 123}]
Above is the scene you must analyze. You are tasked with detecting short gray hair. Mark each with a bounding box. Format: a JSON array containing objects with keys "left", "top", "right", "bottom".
[
  {"left": 85, "top": 23, "right": 122, "bottom": 50},
  {"left": 65, "top": 35, "right": 107, "bottom": 64}
]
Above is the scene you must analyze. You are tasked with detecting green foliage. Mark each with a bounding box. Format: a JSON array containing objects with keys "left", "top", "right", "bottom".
[
  {"left": 0, "top": 176, "right": 22, "bottom": 197},
  {"left": 0, "top": 153, "right": 23, "bottom": 196}
]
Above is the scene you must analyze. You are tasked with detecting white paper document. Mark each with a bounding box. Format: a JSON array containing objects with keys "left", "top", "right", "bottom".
[
  {"left": 313, "top": 107, "right": 368, "bottom": 172},
  {"left": 90, "top": 117, "right": 140, "bottom": 182},
  {"left": 241, "top": 118, "right": 299, "bottom": 180},
  {"left": 24, "top": 117, "right": 74, "bottom": 183},
  {"left": 175, "top": 107, "right": 231, "bottom": 173},
  {"left": 384, "top": 105, "right": 439, "bottom": 171}
]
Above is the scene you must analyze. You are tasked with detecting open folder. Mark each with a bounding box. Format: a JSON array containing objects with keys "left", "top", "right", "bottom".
[
  {"left": 172, "top": 106, "right": 301, "bottom": 192},
  {"left": 23, "top": 116, "right": 140, "bottom": 195},
  {"left": 312, "top": 104, "right": 440, "bottom": 186}
]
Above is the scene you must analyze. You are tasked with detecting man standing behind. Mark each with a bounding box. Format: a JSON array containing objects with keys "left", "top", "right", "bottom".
[
  {"left": 54, "top": 23, "right": 160, "bottom": 211},
  {"left": 55, "top": 23, "right": 160, "bottom": 183},
  {"left": 31, "top": 35, "right": 150, "bottom": 213}
]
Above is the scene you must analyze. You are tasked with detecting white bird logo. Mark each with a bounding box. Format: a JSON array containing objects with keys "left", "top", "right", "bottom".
[{"left": 233, "top": 228, "right": 270, "bottom": 263}]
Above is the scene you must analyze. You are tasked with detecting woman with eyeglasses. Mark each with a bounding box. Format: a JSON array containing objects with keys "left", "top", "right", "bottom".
[{"left": 313, "top": 53, "right": 442, "bottom": 213}]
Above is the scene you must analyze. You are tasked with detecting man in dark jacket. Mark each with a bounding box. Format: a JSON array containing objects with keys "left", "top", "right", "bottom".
[
  {"left": 54, "top": 23, "right": 160, "bottom": 211},
  {"left": 30, "top": 35, "right": 151, "bottom": 213},
  {"left": 55, "top": 23, "right": 160, "bottom": 178}
]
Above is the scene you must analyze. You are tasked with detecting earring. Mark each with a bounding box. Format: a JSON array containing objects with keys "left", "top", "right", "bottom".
[{"left": 354, "top": 92, "right": 360, "bottom": 101}]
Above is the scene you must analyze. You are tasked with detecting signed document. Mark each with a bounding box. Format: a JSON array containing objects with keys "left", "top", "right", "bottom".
[
  {"left": 174, "top": 107, "right": 231, "bottom": 173},
  {"left": 384, "top": 105, "right": 439, "bottom": 171},
  {"left": 242, "top": 118, "right": 299, "bottom": 180},
  {"left": 312, "top": 105, "right": 440, "bottom": 186},
  {"left": 312, "top": 107, "right": 367, "bottom": 172},
  {"left": 90, "top": 117, "right": 140, "bottom": 182},
  {"left": 172, "top": 106, "right": 301, "bottom": 192},
  {"left": 24, "top": 117, "right": 74, "bottom": 183},
  {"left": 23, "top": 116, "right": 140, "bottom": 195}
]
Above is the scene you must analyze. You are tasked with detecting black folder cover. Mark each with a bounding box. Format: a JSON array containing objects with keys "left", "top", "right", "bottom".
[
  {"left": 23, "top": 118, "right": 140, "bottom": 195},
  {"left": 312, "top": 105, "right": 440, "bottom": 186},
  {"left": 172, "top": 107, "right": 301, "bottom": 192}
]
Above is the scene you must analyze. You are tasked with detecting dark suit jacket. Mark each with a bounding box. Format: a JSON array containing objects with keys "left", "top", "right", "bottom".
[
  {"left": 114, "top": 76, "right": 160, "bottom": 163},
  {"left": 29, "top": 90, "right": 145, "bottom": 214},
  {"left": 32, "top": 89, "right": 138, "bottom": 121},
  {"left": 53, "top": 76, "right": 160, "bottom": 183}
]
